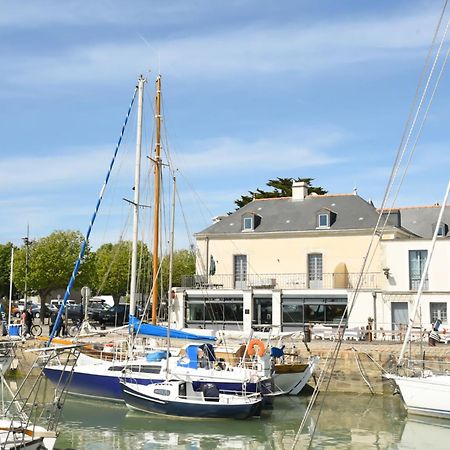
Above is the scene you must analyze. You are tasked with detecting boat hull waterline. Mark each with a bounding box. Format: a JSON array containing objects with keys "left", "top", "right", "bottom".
[{"left": 120, "top": 382, "right": 263, "bottom": 419}]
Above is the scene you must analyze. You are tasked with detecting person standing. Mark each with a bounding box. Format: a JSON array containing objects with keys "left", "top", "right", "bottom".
[{"left": 21, "top": 306, "right": 33, "bottom": 338}]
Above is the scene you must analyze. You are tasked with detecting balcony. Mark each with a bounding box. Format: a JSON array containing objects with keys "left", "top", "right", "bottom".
[{"left": 181, "top": 272, "right": 382, "bottom": 290}]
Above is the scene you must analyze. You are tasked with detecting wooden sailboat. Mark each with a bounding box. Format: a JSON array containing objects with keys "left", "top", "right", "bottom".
[
  {"left": 120, "top": 142, "right": 264, "bottom": 419},
  {"left": 42, "top": 75, "right": 273, "bottom": 402}
]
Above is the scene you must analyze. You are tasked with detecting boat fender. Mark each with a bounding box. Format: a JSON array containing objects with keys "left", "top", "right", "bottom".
[{"left": 247, "top": 338, "right": 265, "bottom": 357}]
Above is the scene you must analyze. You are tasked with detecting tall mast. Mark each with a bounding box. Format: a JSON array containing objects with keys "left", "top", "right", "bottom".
[
  {"left": 166, "top": 175, "right": 176, "bottom": 376},
  {"left": 151, "top": 75, "right": 162, "bottom": 324},
  {"left": 8, "top": 245, "right": 14, "bottom": 328},
  {"left": 398, "top": 178, "right": 450, "bottom": 365},
  {"left": 129, "top": 75, "right": 145, "bottom": 318}
]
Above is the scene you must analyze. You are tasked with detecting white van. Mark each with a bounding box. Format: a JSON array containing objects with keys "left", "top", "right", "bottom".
[{"left": 50, "top": 299, "right": 76, "bottom": 308}]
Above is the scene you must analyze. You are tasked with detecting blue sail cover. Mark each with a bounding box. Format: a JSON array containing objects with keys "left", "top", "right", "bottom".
[{"left": 129, "top": 316, "right": 216, "bottom": 342}]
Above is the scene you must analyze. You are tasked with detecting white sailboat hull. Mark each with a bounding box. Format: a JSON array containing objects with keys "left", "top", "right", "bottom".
[
  {"left": 391, "top": 374, "right": 450, "bottom": 419},
  {"left": 0, "top": 419, "right": 56, "bottom": 450}
]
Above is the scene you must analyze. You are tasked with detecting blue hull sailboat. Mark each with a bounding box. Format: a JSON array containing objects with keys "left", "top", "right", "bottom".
[{"left": 120, "top": 379, "right": 263, "bottom": 420}]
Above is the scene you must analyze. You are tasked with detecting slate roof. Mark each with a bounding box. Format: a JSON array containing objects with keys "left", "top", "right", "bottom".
[
  {"left": 389, "top": 204, "right": 450, "bottom": 239},
  {"left": 197, "top": 194, "right": 396, "bottom": 236}
]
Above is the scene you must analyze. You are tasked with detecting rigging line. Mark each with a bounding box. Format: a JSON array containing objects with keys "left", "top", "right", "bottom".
[
  {"left": 363, "top": 15, "right": 450, "bottom": 274},
  {"left": 399, "top": 179, "right": 450, "bottom": 365},
  {"left": 47, "top": 85, "right": 138, "bottom": 347},
  {"left": 94, "top": 215, "right": 132, "bottom": 298},
  {"left": 296, "top": 5, "right": 450, "bottom": 446},
  {"left": 377, "top": 0, "right": 448, "bottom": 222},
  {"left": 383, "top": 20, "right": 450, "bottom": 218},
  {"left": 383, "top": 0, "right": 448, "bottom": 213}
]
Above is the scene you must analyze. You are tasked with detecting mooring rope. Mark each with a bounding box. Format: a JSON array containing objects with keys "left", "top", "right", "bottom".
[{"left": 47, "top": 85, "right": 138, "bottom": 346}]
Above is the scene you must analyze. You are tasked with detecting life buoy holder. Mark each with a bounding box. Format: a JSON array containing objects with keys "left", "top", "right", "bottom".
[{"left": 247, "top": 338, "right": 265, "bottom": 357}]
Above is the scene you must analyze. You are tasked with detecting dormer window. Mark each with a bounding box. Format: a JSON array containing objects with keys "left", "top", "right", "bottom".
[
  {"left": 316, "top": 208, "right": 337, "bottom": 229},
  {"left": 243, "top": 216, "right": 253, "bottom": 231},
  {"left": 437, "top": 223, "right": 448, "bottom": 237},
  {"left": 241, "top": 213, "right": 261, "bottom": 231},
  {"left": 318, "top": 213, "right": 329, "bottom": 228}
]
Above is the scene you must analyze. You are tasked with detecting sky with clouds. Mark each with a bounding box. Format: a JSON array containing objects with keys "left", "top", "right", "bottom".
[{"left": 1, "top": 0, "right": 450, "bottom": 250}]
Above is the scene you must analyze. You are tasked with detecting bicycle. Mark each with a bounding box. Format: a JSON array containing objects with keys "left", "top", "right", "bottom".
[
  {"left": 29, "top": 323, "right": 42, "bottom": 337},
  {"left": 68, "top": 319, "right": 97, "bottom": 337}
]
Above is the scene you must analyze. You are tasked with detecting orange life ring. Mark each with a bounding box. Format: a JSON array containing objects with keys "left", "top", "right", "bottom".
[{"left": 247, "top": 338, "right": 265, "bottom": 357}]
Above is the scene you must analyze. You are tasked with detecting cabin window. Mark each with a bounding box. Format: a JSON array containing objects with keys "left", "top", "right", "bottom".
[
  {"left": 154, "top": 389, "right": 171, "bottom": 396},
  {"left": 243, "top": 216, "right": 253, "bottom": 231},
  {"left": 318, "top": 213, "right": 329, "bottom": 228}
]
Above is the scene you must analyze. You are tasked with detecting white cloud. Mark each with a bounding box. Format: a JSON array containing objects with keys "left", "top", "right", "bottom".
[
  {"left": 0, "top": 145, "right": 134, "bottom": 192},
  {"left": 2, "top": 8, "right": 442, "bottom": 87},
  {"left": 171, "top": 136, "right": 343, "bottom": 175},
  {"left": 0, "top": 1, "right": 190, "bottom": 27}
]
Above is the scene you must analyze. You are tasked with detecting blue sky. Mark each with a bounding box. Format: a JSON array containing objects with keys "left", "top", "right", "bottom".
[{"left": 1, "top": 0, "right": 450, "bottom": 250}]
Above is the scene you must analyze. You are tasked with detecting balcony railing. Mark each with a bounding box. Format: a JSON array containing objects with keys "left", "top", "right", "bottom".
[{"left": 181, "top": 272, "right": 382, "bottom": 290}]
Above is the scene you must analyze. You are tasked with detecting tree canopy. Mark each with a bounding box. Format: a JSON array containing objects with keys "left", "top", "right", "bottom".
[
  {"left": 13, "top": 230, "right": 93, "bottom": 303},
  {"left": 234, "top": 177, "right": 327, "bottom": 209},
  {"left": 91, "top": 240, "right": 150, "bottom": 302},
  {"left": 2, "top": 230, "right": 196, "bottom": 309},
  {"left": 0, "top": 243, "right": 14, "bottom": 299}
]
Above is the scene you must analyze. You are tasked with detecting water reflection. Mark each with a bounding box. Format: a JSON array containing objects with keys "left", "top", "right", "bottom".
[{"left": 52, "top": 393, "right": 450, "bottom": 449}]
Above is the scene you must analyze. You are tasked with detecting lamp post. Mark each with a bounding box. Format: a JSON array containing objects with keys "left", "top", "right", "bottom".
[{"left": 22, "top": 225, "right": 33, "bottom": 304}]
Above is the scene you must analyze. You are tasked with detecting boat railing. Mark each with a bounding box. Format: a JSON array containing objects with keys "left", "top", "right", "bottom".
[{"left": 398, "top": 357, "right": 450, "bottom": 376}]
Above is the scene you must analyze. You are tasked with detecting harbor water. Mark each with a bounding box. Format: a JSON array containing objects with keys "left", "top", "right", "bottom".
[{"left": 50, "top": 388, "right": 449, "bottom": 449}]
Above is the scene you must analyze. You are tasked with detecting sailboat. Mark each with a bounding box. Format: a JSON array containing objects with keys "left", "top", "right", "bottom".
[
  {"left": 120, "top": 213, "right": 264, "bottom": 420},
  {"left": 119, "top": 379, "right": 263, "bottom": 419},
  {"left": 43, "top": 75, "right": 275, "bottom": 401},
  {"left": 385, "top": 181, "right": 450, "bottom": 420},
  {"left": 0, "top": 344, "right": 81, "bottom": 450}
]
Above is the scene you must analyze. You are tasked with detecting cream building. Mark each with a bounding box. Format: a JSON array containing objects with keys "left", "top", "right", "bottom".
[{"left": 171, "top": 184, "right": 449, "bottom": 338}]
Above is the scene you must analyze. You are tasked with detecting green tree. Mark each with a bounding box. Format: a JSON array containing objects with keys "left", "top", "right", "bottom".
[
  {"left": 0, "top": 242, "right": 14, "bottom": 299},
  {"left": 234, "top": 177, "right": 328, "bottom": 209},
  {"left": 13, "top": 230, "right": 93, "bottom": 309},
  {"left": 161, "top": 249, "right": 196, "bottom": 291},
  {"left": 91, "top": 241, "right": 150, "bottom": 303}
]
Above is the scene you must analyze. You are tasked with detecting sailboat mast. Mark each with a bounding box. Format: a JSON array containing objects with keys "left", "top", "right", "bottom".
[
  {"left": 166, "top": 175, "right": 176, "bottom": 375},
  {"left": 8, "top": 245, "right": 14, "bottom": 328},
  {"left": 129, "top": 75, "right": 145, "bottom": 318},
  {"left": 151, "top": 75, "right": 162, "bottom": 324},
  {"left": 398, "top": 178, "right": 450, "bottom": 365}
]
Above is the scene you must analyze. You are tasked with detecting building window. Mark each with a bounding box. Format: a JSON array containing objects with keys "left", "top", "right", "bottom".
[
  {"left": 409, "top": 250, "right": 428, "bottom": 290},
  {"left": 186, "top": 297, "right": 244, "bottom": 328},
  {"left": 308, "top": 253, "right": 323, "bottom": 288},
  {"left": 234, "top": 255, "right": 247, "bottom": 288},
  {"left": 430, "top": 302, "right": 447, "bottom": 322},
  {"left": 437, "top": 223, "right": 448, "bottom": 237},
  {"left": 253, "top": 297, "right": 272, "bottom": 326},
  {"left": 243, "top": 217, "right": 253, "bottom": 231},
  {"left": 318, "top": 213, "right": 329, "bottom": 228},
  {"left": 281, "top": 296, "right": 347, "bottom": 329}
]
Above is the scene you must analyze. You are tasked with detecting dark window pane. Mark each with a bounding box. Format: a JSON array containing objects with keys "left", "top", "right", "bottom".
[{"left": 283, "top": 304, "right": 303, "bottom": 323}]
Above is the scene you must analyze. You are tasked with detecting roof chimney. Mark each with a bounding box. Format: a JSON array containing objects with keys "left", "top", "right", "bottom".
[{"left": 292, "top": 181, "right": 308, "bottom": 201}]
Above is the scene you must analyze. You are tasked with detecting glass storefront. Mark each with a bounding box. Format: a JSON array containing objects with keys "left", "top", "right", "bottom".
[
  {"left": 186, "top": 295, "right": 243, "bottom": 329},
  {"left": 282, "top": 296, "right": 347, "bottom": 331}
]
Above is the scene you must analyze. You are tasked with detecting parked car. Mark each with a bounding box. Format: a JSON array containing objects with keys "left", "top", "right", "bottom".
[
  {"left": 31, "top": 303, "right": 52, "bottom": 319},
  {"left": 97, "top": 304, "right": 134, "bottom": 326},
  {"left": 48, "top": 303, "right": 83, "bottom": 323},
  {"left": 87, "top": 301, "right": 109, "bottom": 322}
]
